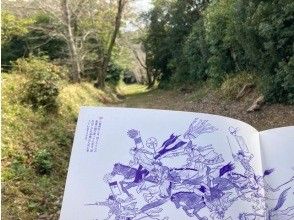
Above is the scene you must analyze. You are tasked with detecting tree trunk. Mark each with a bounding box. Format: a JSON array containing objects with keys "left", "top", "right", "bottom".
[
  {"left": 132, "top": 47, "right": 154, "bottom": 88},
  {"left": 94, "top": 59, "right": 107, "bottom": 88},
  {"left": 146, "top": 66, "right": 155, "bottom": 89},
  {"left": 62, "top": 0, "right": 81, "bottom": 83},
  {"left": 95, "top": 0, "right": 125, "bottom": 88}
]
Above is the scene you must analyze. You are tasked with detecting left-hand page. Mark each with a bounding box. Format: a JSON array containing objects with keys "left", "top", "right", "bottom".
[{"left": 60, "top": 107, "right": 262, "bottom": 220}]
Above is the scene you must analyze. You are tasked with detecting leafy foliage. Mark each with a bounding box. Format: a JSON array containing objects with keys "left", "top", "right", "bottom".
[
  {"left": 105, "top": 62, "right": 124, "bottom": 86},
  {"left": 250, "top": 0, "right": 294, "bottom": 104},
  {"left": 1, "top": 11, "right": 33, "bottom": 44},
  {"left": 33, "top": 149, "right": 53, "bottom": 175},
  {"left": 1, "top": 36, "right": 29, "bottom": 69},
  {"left": 205, "top": 0, "right": 239, "bottom": 82},
  {"left": 177, "top": 18, "right": 209, "bottom": 82},
  {"left": 143, "top": 0, "right": 294, "bottom": 103},
  {"left": 143, "top": 0, "right": 207, "bottom": 86},
  {"left": 262, "top": 57, "right": 294, "bottom": 104},
  {"left": 11, "top": 57, "right": 64, "bottom": 111},
  {"left": 1, "top": 11, "right": 33, "bottom": 69},
  {"left": 1, "top": 13, "right": 67, "bottom": 69},
  {"left": 27, "top": 13, "right": 68, "bottom": 60}
]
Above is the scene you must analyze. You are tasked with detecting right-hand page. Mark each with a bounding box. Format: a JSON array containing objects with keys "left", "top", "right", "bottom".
[{"left": 260, "top": 126, "right": 294, "bottom": 220}]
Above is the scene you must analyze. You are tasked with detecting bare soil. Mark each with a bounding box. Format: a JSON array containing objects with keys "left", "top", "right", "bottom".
[{"left": 110, "top": 87, "right": 294, "bottom": 131}]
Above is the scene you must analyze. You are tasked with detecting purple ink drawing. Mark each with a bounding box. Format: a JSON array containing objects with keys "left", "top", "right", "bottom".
[{"left": 86, "top": 119, "right": 294, "bottom": 220}]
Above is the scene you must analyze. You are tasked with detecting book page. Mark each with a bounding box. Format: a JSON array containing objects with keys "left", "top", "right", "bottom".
[
  {"left": 60, "top": 107, "right": 263, "bottom": 220},
  {"left": 260, "top": 126, "right": 294, "bottom": 220}
]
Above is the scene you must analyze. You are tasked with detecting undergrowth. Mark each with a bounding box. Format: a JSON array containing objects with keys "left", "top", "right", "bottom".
[{"left": 2, "top": 73, "right": 117, "bottom": 219}]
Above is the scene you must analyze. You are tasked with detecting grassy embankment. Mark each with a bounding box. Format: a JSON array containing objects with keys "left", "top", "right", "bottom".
[{"left": 1, "top": 73, "right": 148, "bottom": 219}]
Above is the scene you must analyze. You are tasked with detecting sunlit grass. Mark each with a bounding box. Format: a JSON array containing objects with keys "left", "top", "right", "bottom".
[
  {"left": 116, "top": 81, "right": 151, "bottom": 96},
  {"left": 1, "top": 74, "right": 119, "bottom": 219},
  {"left": 59, "top": 82, "right": 105, "bottom": 116}
]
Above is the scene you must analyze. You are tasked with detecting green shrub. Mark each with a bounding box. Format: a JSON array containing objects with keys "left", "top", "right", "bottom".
[
  {"left": 175, "top": 18, "right": 209, "bottom": 82},
  {"left": 220, "top": 72, "right": 257, "bottom": 100},
  {"left": 3, "top": 154, "right": 31, "bottom": 181},
  {"left": 1, "top": 37, "right": 29, "bottom": 70},
  {"left": 11, "top": 57, "right": 64, "bottom": 111},
  {"left": 105, "top": 62, "right": 123, "bottom": 86},
  {"left": 1, "top": 12, "right": 68, "bottom": 70},
  {"left": 262, "top": 57, "right": 294, "bottom": 104},
  {"left": 1, "top": 11, "right": 33, "bottom": 45},
  {"left": 1, "top": 11, "right": 33, "bottom": 69},
  {"left": 27, "top": 13, "right": 68, "bottom": 60},
  {"left": 33, "top": 149, "right": 53, "bottom": 175},
  {"left": 205, "top": 0, "right": 238, "bottom": 83}
]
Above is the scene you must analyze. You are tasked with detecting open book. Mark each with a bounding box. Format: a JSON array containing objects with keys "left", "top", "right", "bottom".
[{"left": 60, "top": 107, "right": 294, "bottom": 220}]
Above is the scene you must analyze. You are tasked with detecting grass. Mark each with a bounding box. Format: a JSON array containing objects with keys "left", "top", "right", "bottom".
[
  {"left": 220, "top": 72, "right": 258, "bottom": 100},
  {"left": 1, "top": 74, "right": 120, "bottom": 219},
  {"left": 116, "top": 80, "right": 152, "bottom": 96},
  {"left": 183, "top": 81, "right": 216, "bottom": 102}
]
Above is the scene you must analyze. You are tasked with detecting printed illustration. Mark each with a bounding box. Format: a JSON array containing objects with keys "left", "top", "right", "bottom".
[{"left": 86, "top": 118, "right": 294, "bottom": 220}]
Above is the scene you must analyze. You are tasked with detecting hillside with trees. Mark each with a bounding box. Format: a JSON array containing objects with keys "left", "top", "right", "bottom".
[{"left": 1, "top": 0, "right": 293, "bottom": 219}]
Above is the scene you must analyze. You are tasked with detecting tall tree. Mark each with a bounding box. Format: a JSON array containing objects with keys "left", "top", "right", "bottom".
[
  {"left": 94, "top": 0, "right": 127, "bottom": 88},
  {"left": 33, "top": 0, "right": 93, "bottom": 82},
  {"left": 61, "top": 0, "right": 81, "bottom": 82},
  {"left": 144, "top": 0, "right": 210, "bottom": 86}
]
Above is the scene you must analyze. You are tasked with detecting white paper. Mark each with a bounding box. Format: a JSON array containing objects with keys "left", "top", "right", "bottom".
[
  {"left": 260, "top": 126, "right": 294, "bottom": 219},
  {"left": 60, "top": 107, "right": 265, "bottom": 220}
]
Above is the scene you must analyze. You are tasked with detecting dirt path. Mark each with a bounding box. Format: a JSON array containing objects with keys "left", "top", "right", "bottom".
[{"left": 108, "top": 87, "right": 294, "bottom": 131}]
